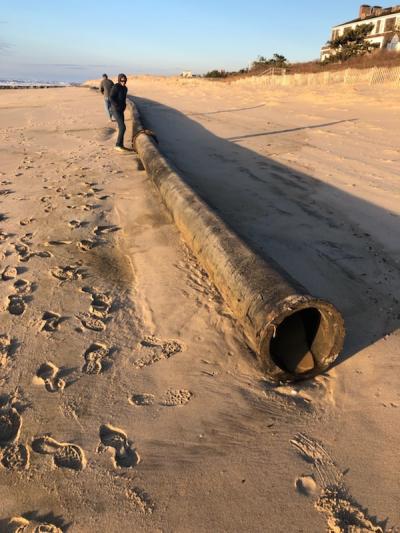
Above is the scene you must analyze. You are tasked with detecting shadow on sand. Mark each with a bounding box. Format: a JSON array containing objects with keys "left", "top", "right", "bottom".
[
  {"left": 227, "top": 118, "right": 358, "bottom": 142},
  {"left": 133, "top": 96, "right": 400, "bottom": 367}
]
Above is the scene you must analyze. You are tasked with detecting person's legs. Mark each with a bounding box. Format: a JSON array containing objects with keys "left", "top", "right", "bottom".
[
  {"left": 113, "top": 109, "right": 126, "bottom": 147},
  {"left": 104, "top": 97, "right": 113, "bottom": 120}
]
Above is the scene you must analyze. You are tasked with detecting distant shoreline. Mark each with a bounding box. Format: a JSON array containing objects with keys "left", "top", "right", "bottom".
[
  {"left": 0, "top": 85, "right": 71, "bottom": 90},
  {"left": 0, "top": 81, "right": 78, "bottom": 90}
]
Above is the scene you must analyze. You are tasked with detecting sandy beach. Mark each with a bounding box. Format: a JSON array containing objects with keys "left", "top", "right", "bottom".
[{"left": 0, "top": 79, "right": 399, "bottom": 532}]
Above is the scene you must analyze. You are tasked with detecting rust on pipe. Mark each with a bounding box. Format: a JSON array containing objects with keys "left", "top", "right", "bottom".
[{"left": 127, "top": 97, "right": 345, "bottom": 382}]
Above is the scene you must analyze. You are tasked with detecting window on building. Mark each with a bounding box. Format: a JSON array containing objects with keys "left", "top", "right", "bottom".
[
  {"left": 384, "top": 17, "right": 396, "bottom": 32},
  {"left": 376, "top": 20, "right": 381, "bottom": 33},
  {"left": 387, "top": 34, "right": 399, "bottom": 49}
]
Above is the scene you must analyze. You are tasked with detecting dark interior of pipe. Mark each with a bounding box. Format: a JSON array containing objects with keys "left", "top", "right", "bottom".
[{"left": 269, "top": 308, "right": 322, "bottom": 375}]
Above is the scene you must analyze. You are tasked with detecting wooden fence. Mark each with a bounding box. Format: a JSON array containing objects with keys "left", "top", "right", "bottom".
[{"left": 233, "top": 66, "right": 400, "bottom": 88}]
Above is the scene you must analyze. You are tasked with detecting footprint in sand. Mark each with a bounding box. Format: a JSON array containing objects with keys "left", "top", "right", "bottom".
[
  {"left": 68, "top": 219, "right": 80, "bottom": 228},
  {"left": 19, "top": 217, "right": 35, "bottom": 226},
  {"left": 82, "top": 287, "right": 112, "bottom": 317},
  {"left": 35, "top": 362, "right": 66, "bottom": 393},
  {"left": 41, "top": 311, "right": 65, "bottom": 332},
  {"left": 13, "top": 279, "right": 34, "bottom": 294},
  {"left": 93, "top": 225, "right": 121, "bottom": 236},
  {"left": 126, "top": 486, "right": 155, "bottom": 514},
  {"left": 129, "top": 389, "right": 192, "bottom": 407},
  {"left": 36, "top": 249, "right": 53, "bottom": 258},
  {"left": 129, "top": 393, "right": 155, "bottom": 406},
  {"left": 82, "top": 343, "right": 113, "bottom": 374},
  {"left": 7, "top": 295, "right": 27, "bottom": 316},
  {"left": 20, "top": 233, "right": 33, "bottom": 244},
  {"left": 0, "top": 230, "right": 11, "bottom": 242},
  {"left": 35, "top": 250, "right": 53, "bottom": 260},
  {"left": 0, "top": 443, "right": 30, "bottom": 470},
  {"left": 99, "top": 424, "right": 140, "bottom": 468},
  {"left": 77, "top": 313, "right": 106, "bottom": 332},
  {"left": 2, "top": 265, "right": 18, "bottom": 280},
  {"left": 81, "top": 203, "right": 100, "bottom": 211},
  {"left": 76, "top": 288, "right": 112, "bottom": 331},
  {"left": 14, "top": 243, "right": 53, "bottom": 263},
  {"left": 0, "top": 407, "right": 22, "bottom": 445},
  {"left": 161, "top": 389, "right": 193, "bottom": 406},
  {"left": 77, "top": 239, "right": 100, "bottom": 252},
  {"left": 84, "top": 181, "right": 98, "bottom": 188},
  {"left": 46, "top": 240, "right": 72, "bottom": 246},
  {"left": 32, "top": 435, "right": 86, "bottom": 470},
  {"left": 68, "top": 219, "right": 87, "bottom": 229},
  {"left": 0, "top": 395, "right": 29, "bottom": 471},
  {"left": 134, "top": 336, "right": 183, "bottom": 368},
  {"left": 290, "top": 433, "right": 385, "bottom": 532},
  {"left": 7, "top": 517, "right": 63, "bottom": 532},
  {"left": 0, "top": 334, "right": 16, "bottom": 368},
  {"left": 50, "top": 264, "right": 87, "bottom": 282},
  {"left": 14, "top": 243, "right": 30, "bottom": 261}
]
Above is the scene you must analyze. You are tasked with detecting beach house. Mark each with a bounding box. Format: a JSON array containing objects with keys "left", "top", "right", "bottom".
[{"left": 321, "top": 4, "right": 400, "bottom": 60}]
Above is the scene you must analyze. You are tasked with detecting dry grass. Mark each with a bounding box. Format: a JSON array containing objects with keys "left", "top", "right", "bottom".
[
  {"left": 222, "top": 50, "right": 400, "bottom": 82},
  {"left": 290, "top": 50, "right": 400, "bottom": 73}
]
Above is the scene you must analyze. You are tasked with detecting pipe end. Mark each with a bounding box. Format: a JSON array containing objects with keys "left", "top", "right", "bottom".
[{"left": 260, "top": 299, "right": 345, "bottom": 382}]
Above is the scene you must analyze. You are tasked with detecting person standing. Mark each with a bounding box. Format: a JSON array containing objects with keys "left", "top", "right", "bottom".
[
  {"left": 99, "top": 73, "right": 114, "bottom": 121},
  {"left": 109, "top": 73, "right": 128, "bottom": 152}
]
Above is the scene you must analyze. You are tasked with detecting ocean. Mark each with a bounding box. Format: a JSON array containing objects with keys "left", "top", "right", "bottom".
[{"left": 0, "top": 79, "right": 75, "bottom": 88}]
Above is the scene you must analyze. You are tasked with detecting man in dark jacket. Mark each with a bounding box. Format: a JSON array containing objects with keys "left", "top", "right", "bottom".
[
  {"left": 109, "top": 73, "right": 128, "bottom": 151},
  {"left": 99, "top": 73, "right": 114, "bottom": 121}
]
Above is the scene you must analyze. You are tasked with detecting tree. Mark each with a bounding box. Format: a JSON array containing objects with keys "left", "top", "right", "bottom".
[
  {"left": 204, "top": 69, "right": 228, "bottom": 78},
  {"left": 326, "top": 23, "right": 378, "bottom": 62},
  {"left": 251, "top": 53, "right": 288, "bottom": 70},
  {"left": 271, "top": 54, "right": 288, "bottom": 67}
]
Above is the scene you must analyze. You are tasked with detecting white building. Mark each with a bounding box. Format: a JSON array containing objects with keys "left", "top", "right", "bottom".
[{"left": 321, "top": 4, "right": 400, "bottom": 61}]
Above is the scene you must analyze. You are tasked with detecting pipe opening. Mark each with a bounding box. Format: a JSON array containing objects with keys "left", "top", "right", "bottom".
[{"left": 269, "top": 308, "right": 322, "bottom": 375}]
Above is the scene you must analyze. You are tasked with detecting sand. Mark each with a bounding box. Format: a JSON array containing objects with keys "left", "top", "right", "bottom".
[{"left": 0, "top": 79, "right": 398, "bottom": 532}]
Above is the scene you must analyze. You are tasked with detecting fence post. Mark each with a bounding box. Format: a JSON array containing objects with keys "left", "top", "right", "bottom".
[{"left": 369, "top": 67, "right": 377, "bottom": 85}]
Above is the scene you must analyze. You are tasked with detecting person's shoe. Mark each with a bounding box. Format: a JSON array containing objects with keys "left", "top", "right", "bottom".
[{"left": 114, "top": 146, "right": 126, "bottom": 152}]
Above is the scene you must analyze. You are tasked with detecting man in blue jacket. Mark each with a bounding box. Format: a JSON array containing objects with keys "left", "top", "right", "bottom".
[{"left": 110, "top": 73, "right": 128, "bottom": 151}]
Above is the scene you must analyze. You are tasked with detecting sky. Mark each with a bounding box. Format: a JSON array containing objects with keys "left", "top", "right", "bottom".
[{"left": 0, "top": 0, "right": 371, "bottom": 82}]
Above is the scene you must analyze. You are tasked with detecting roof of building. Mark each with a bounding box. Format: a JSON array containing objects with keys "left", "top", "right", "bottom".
[{"left": 333, "top": 6, "right": 400, "bottom": 28}]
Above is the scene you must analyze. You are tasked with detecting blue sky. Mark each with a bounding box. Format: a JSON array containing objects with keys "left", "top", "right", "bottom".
[{"left": 0, "top": 0, "right": 369, "bottom": 81}]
